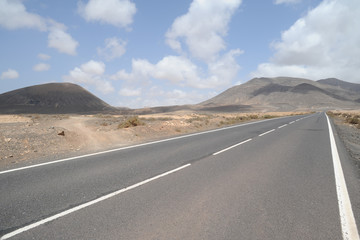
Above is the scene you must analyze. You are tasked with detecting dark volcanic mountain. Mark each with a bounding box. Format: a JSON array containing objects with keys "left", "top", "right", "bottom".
[
  {"left": 199, "top": 77, "right": 360, "bottom": 111},
  {"left": 0, "top": 82, "right": 116, "bottom": 114}
]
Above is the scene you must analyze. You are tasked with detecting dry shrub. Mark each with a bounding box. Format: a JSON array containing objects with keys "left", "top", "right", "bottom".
[
  {"left": 348, "top": 117, "right": 359, "bottom": 125},
  {"left": 118, "top": 116, "right": 144, "bottom": 129}
]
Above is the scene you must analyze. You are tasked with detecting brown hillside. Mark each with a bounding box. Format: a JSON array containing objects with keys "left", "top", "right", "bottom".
[
  {"left": 0, "top": 83, "right": 116, "bottom": 114},
  {"left": 199, "top": 77, "right": 359, "bottom": 111}
]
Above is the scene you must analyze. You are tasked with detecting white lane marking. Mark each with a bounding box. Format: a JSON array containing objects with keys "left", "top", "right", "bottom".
[
  {"left": 326, "top": 114, "right": 359, "bottom": 240},
  {"left": 0, "top": 164, "right": 191, "bottom": 240},
  {"left": 278, "top": 124, "right": 288, "bottom": 129},
  {"left": 258, "top": 129, "right": 275, "bottom": 137},
  {"left": 213, "top": 139, "right": 252, "bottom": 156},
  {"left": 295, "top": 119, "right": 300, "bottom": 122},
  {"left": 289, "top": 121, "right": 295, "bottom": 124},
  {"left": 0, "top": 117, "right": 291, "bottom": 175}
]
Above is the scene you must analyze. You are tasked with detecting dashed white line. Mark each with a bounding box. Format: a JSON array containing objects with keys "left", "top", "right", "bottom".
[
  {"left": 326, "top": 114, "right": 359, "bottom": 240},
  {"left": 0, "top": 164, "right": 191, "bottom": 240},
  {"left": 278, "top": 124, "right": 288, "bottom": 129},
  {"left": 289, "top": 121, "right": 295, "bottom": 124},
  {"left": 213, "top": 139, "right": 252, "bottom": 156},
  {"left": 0, "top": 116, "right": 290, "bottom": 175},
  {"left": 258, "top": 129, "right": 275, "bottom": 137}
]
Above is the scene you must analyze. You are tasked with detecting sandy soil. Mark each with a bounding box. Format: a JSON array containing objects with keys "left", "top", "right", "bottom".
[{"left": 0, "top": 111, "right": 311, "bottom": 169}]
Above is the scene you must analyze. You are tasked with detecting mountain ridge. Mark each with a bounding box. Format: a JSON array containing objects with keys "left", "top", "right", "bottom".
[{"left": 199, "top": 77, "right": 359, "bottom": 111}]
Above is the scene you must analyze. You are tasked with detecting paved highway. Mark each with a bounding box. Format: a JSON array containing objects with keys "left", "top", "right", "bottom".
[{"left": 1, "top": 112, "right": 359, "bottom": 239}]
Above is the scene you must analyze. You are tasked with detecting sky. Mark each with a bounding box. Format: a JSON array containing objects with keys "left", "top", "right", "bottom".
[{"left": 0, "top": 0, "right": 359, "bottom": 108}]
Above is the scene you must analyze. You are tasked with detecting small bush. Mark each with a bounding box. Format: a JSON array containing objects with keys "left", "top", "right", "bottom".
[
  {"left": 348, "top": 117, "right": 359, "bottom": 125},
  {"left": 249, "top": 114, "right": 259, "bottom": 119},
  {"left": 263, "top": 115, "right": 275, "bottom": 119},
  {"left": 118, "top": 116, "right": 144, "bottom": 129}
]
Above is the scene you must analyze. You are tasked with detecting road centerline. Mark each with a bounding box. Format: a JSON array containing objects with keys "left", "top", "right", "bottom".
[
  {"left": 213, "top": 139, "right": 252, "bottom": 156},
  {"left": 0, "top": 116, "right": 293, "bottom": 175},
  {"left": 0, "top": 164, "right": 191, "bottom": 240},
  {"left": 258, "top": 129, "right": 275, "bottom": 137}
]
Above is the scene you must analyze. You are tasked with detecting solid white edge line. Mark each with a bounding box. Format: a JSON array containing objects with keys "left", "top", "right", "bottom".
[
  {"left": 326, "top": 114, "right": 359, "bottom": 240},
  {"left": 213, "top": 139, "right": 252, "bottom": 156},
  {"left": 278, "top": 124, "right": 288, "bottom": 129},
  {"left": 0, "top": 116, "right": 292, "bottom": 175},
  {"left": 0, "top": 164, "right": 191, "bottom": 240},
  {"left": 258, "top": 129, "right": 275, "bottom": 137}
]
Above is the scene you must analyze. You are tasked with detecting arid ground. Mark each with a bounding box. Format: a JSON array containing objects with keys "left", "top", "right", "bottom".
[{"left": 0, "top": 111, "right": 313, "bottom": 169}]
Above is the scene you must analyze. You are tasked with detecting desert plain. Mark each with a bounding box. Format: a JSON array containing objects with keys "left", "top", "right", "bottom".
[
  {"left": 0, "top": 111, "right": 309, "bottom": 169},
  {"left": 1, "top": 110, "right": 360, "bottom": 171}
]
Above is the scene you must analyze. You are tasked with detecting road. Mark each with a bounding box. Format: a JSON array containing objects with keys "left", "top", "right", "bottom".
[{"left": 1, "top": 112, "right": 359, "bottom": 239}]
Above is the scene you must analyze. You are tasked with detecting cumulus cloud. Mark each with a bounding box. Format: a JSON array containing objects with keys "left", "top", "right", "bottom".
[
  {"left": 119, "top": 88, "right": 141, "bottom": 97},
  {"left": 63, "top": 60, "right": 114, "bottom": 94},
  {"left": 1, "top": 69, "right": 19, "bottom": 79},
  {"left": 33, "top": 63, "right": 50, "bottom": 72},
  {"left": 0, "top": 0, "right": 78, "bottom": 55},
  {"left": 48, "top": 21, "right": 79, "bottom": 56},
  {"left": 114, "top": 0, "right": 243, "bottom": 91},
  {"left": 78, "top": 0, "right": 136, "bottom": 28},
  {"left": 274, "top": 0, "right": 301, "bottom": 5},
  {"left": 97, "top": 37, "right": 126, "bottom": 61},
  {"left": 38, "top": 53, "right": 51, "bottom": 60},
  {"left": 113, "top": 50, "right": 243, "bottom": 91},
  {"left": 113, "top": 0, "right": 243, "bottom": 107},
  {"left": 118, "top": 86, "right": 208, "bottom": 108},
  {"left": 0, "top": 0, "right": 47, "bottom": 31},
  {"left": 166, "top": 0, "right": 242, "bottom": 62},
  {"left": 112, "top": 56, "right": 209, "bottom": 89},
  {"left": 252, "top": 0, "right": 360, "bottom": 83}
]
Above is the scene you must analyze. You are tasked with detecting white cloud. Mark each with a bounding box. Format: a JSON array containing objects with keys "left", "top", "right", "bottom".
[
  {"left": 38, "top": 53, "right": 51, "bottom": 60},
  {"left": 113, "top": 0, "right": 243, "bottom": 91},
  {"left": 274, "top": 0, "right": 301, "bottom": 5},
  {"left": 97, "top": 37, "right": 126, "bottom": 61},
  {"left": 1, "top": 69, "right": 19, "bottom": 79},
  {"left": 63, "top": 60, "right": 114, "bottom": 94},
  {"left": 113, "top": 0, "right": 243, "bottom": 107},
  {"left": 118, "top": 86, "right": 208, "bottom": 108},
  {"left": 113, "top": 50, "right": 243, "bottom": 90},
  {"left": 119, "top": 88, "right": 141, "bottom": 97},
  {"left": 166, "top": 0, "right": 242, "bottom": 62},
  {"left": 112, "top": 56, "right": 209, "bottom": 88},
  {"left": 78, "top": 0, "right": 136, "bottom": 28},
  {"left": 48, "top": 21, "right": 79, "bottom": 56},
  {"left": 0, "top": 0, "right": 47, "bottom": 31},
  {"left": 253, "top": 0, "right": 360, "bottom": 83},
  {"left": 33, "top": 63, "right": 50, "bottom": 72},
  {"left": 0, "top": 1, "right": 78, "bottom": 56}
]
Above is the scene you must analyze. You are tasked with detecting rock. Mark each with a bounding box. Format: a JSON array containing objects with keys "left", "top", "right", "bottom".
[{"left": 58, "top": 131, "right": 65, "bottom": 136}]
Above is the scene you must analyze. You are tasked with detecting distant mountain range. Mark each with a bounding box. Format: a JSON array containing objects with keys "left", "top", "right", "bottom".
[
  {"left": 0, "top": 77, "right": 359, "bottom": 114},
  {"left": 199, "top": 77, "right": 360, "bottom": 112},
  {"left": 0, "top": 83, "right": 116, "bottom": 114}
]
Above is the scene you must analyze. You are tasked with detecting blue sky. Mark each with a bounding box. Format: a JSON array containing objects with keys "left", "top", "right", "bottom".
[{"left": 1, "top": 0, "right": 358, "bottom": 108}]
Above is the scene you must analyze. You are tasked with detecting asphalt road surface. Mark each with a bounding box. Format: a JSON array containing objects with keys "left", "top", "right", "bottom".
[{"left": 1, "top": 112, "right": 359, "bottom": 239}]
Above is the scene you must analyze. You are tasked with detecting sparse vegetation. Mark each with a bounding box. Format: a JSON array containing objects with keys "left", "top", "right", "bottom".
[
  {"left": 118, "top": 116, "right": 145, "bottom": 129},
  {"left": 249, "top": 114, "right": 259, "bottom": 119},
  {"left": 141, "top": 117, "right": 173, "bottom": 122},
  {"left": 348, "top": 117, "right": 359, "bottom": 125},
  {"left": 263, "top": 115, "right": 275, "bottom": 119},
  {"left": 327, "top": 111, "right": 360, "bottom": 129}
]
